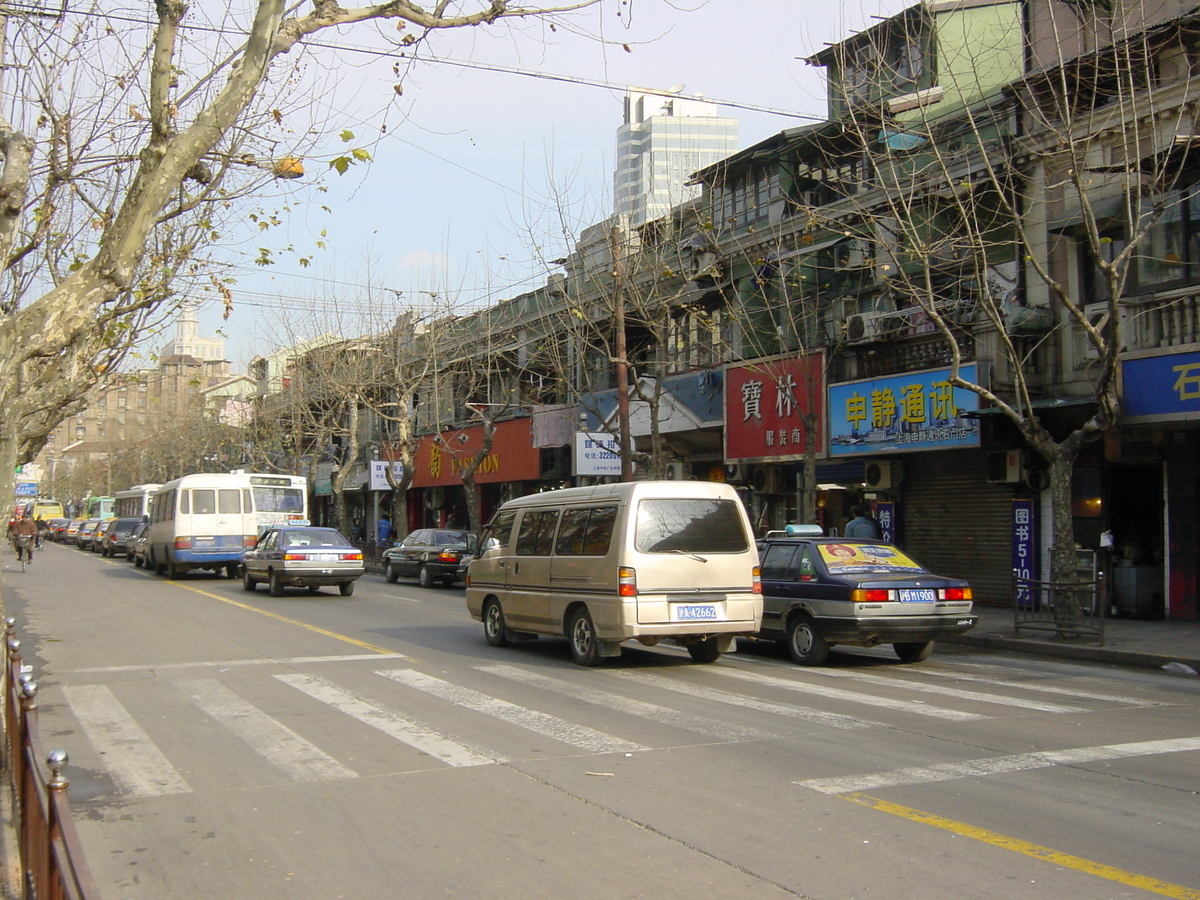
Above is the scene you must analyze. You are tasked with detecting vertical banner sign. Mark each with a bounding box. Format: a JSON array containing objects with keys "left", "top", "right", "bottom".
[
  {"left": 1012, "top": 498, "right": 1037, "bottom": 608},
  {"left": 875, "top": 501, "right": 896, "bottom": 545}
]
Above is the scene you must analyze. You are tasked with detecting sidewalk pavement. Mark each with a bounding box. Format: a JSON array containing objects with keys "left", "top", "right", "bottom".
[{"left": 944, "top": 604, "right": 1200, "bottom": 674}]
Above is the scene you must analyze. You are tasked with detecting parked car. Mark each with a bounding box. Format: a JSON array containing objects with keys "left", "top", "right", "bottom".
[
  {"left": 75, "top": 519, "right": 104, "bottom": 551},
  {"left": 755, "top": 528, "right": 977, "bottom": 666},
  {"left": 126, "top": 521, "right": 149, "bottom": 562},
  {"left": 46, "top": 517, "right": 69, "bottom": 541},
  {"left": 63, "top": 519, "right": 85, "bottom": 545},
  {"left": 384, "top": 528, "right": 478, "bottom": 588},
  {"left": 131, "top": 523, "right": 152, "bottom": 568},
  {"left": 241, "top": 526, "right": 364, "bottom": 597},
  {"left": 98, "top": 517, "right": 143, "bottom": 558}
]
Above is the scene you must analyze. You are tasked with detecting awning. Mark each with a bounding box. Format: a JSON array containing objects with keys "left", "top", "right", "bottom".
[{"left": 962, "top": 397, "right": 1096, "bottom": 418}]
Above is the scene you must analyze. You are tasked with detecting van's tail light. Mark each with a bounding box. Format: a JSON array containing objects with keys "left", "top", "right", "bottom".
[
  {"left": 752, "top": 565, "right": 761, "bottom": 595},
  {"left": 618, "top": 566, "right": 637, "bottom": 597},
  {"left": 852, "top": 589, "right": 892, "bottom": 603},
  {"left": 942, "top": 587, "right": 972, "bottom": 600}
]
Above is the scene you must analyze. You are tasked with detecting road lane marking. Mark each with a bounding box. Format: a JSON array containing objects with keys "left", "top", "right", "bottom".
[
  {"left": 177, "top": 679, "right": 356, "bottom": 782},
  {"left": 72, "top": 653, "right": 407, "bottom": 674},
  {"left": 377, "top": 668, "right": 647, "bottom": 754},
  {"left": 709, "top": 667, "right": 986, "bottom": 721},
  {"left": 476, "top": 664, "right": 775, "bottom": 741},
  {"left": 63, "top": 684, "right": 191, "bottom": 797},
  {"left": 796, "top": 735, "right": 1200, "bottom": 794},
  {"left": 601, "top": 669, "right": 880, "bottom": 730},
  {"left": 276, "top": 673, "right": 501, "bottom": 767},
  {"left": 905, "top": 666, "right": 1163, "bottom": 706},
  {"left": 799, "top": 666, "right": 1091, "bottom": 713},
  {"left": 164, "top": 581, "right": 397, "bottom": 654},
  {"left": 840, "top": 793, "right": 1200, "bottom": 899}
]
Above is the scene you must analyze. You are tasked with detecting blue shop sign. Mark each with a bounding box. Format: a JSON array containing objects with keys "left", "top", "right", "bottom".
[
  {"left": 829, "top": 365, "right": 981, "bottom": 456},
  {"left": 1122, "top": 348, "right": 1200, "bottom": 423}
]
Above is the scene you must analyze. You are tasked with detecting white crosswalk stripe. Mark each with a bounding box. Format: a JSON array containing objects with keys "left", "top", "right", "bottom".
[
  {"left": 903, "top": 665, "right": 1162, "bottom": 706},
  {"left": 705, "top": 667, "right": 986, "bottom": 721},
  {"left": 176, "top": 679, "right": 356, "bottom": 782},
  {"left": 796, "top": 736, "right": 1200, "bottom": 795},
  {"left": 475, "top": 663, "right": 777, "bottom": 741},
  {"left": 377, "top": 668, "right": 648, "bottom": 754},
  {"left": 63, "top": 684, "right": 191, "bottom": 798},
  {"left": 276, "top": 673, "right": 502, "bottom": 767},
  {"left": 600, "top": 669, "right": 882, "bottom": 729},
  {"left": 794, "top": 666, "right": 1091, "bottom": 713}
]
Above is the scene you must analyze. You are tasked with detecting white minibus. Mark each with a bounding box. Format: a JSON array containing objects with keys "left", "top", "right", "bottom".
[
  {"left": 145, "top": 473, "right": 256, "bottom": 579},
  {"left": 466, "top": 480, "right": 762, "bottom": 666}
]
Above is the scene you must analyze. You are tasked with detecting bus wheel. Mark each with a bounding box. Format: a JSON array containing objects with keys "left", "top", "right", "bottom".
[
  {"left": 687, "top": 637, "right": 722, "bottom": 664},
  {"left": 483, "top": 599, "right": 511, "bottom": 647},
  {"left": 165, "top": 557, "right": 180, "bottom": 580},
  {"left": 226, "top": 563, "right": 239, "bottom": 579},
  {"left": 567, "top": 607, "right": 603, "bottom": 667}
]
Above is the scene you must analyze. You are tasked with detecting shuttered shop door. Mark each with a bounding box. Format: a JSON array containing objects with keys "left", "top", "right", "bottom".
[{"left": 898, "top": 449, "right": 1013, "bottom": 607}]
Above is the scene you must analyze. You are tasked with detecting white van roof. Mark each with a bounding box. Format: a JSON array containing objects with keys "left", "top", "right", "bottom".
[{"left": 496, "top": 480, "right": 743, "bottom": 509}]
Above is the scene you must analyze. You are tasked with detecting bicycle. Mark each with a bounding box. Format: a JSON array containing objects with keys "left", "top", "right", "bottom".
[{"left": 11, "top": 534, "right": 33, "bottom": 572}]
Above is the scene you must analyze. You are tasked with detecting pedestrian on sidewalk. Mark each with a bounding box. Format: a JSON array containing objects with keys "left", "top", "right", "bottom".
[{"left": 845, "top": 503, "right": 882, "bottom": 540}]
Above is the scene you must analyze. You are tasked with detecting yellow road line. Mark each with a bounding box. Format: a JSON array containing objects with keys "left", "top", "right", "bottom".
[
  {"left": 171, "top": 579, "right": 395, "bottom": 656},
  {"left": 842, "top": 793, "right": 1200, "bottom": 899}
]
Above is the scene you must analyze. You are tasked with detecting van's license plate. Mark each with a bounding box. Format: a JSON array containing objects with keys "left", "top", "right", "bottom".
[
  {"left": 676, "top": 604, "right": 718, "bottom": 621},
  {"left": 898, "top": 589, "right": 936, "bottom": 602}
]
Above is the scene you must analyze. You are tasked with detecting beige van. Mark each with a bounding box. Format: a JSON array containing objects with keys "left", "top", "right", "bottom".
[{"left": 465, "top": 481, "right": 762, "bottom": 666}]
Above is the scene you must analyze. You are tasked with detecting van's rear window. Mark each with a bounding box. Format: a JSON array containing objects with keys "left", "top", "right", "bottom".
[{"left": 634, "top": 499, "right": 749, "bottom": 553}]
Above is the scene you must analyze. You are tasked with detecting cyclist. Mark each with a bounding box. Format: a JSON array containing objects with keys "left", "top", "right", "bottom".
[
  {"left": 10, "top": 516, "right": 37, "bottom": 565},
  {"left": 33, "top": 516, "right": 46, "bottom": 549}
]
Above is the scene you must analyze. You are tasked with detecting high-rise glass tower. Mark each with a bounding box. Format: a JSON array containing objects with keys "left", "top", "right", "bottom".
[{"left": 614, "top": 87, "right": 738, "bottom": 227}]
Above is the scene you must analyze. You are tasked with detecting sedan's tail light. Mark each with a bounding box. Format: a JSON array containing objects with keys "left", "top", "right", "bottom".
[
  {"left": 851, "top": 589, "right": 892, "bottom": 603},
  {"left": 941, "top": 587, "right": 972, "bottom": 600},
  {"left": 437, "top": 550, "right": 460, "bottom": 563},
  {"left": 342, "top": 552, "right": 363, "bottom": 561}
]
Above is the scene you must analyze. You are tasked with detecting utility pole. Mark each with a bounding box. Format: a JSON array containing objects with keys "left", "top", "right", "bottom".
[{"left": 610, "top": 222, "right": 633, "bottom": 482}]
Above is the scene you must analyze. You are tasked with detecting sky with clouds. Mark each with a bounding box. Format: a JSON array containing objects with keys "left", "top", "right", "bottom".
[{"left": 185, "top": 0, "right": 911, "bottom": 370}]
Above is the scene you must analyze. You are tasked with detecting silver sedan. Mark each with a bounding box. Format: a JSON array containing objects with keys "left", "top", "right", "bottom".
[{"left": 242, "top": 526, "right": 365, "bottom": 597}]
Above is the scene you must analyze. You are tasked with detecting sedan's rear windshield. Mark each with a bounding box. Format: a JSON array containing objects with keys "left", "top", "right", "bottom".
[
  {"left": 280, "top": 530, "right": 350, "bottom": 548},
  {"left": 634, "top": 498, "right": 749, "bottom": 553},
  {"left": 817, "top": 542, "right": 926, "bottom": 574}
]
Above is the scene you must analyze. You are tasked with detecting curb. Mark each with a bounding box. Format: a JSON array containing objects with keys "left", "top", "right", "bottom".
[{"left": 945, "top": 632, "right": 1200, "bottom": 674}]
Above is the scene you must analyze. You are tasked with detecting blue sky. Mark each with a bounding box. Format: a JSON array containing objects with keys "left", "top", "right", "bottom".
[{"left": 185, "top": 1, "right": 910, "bottom": 370}]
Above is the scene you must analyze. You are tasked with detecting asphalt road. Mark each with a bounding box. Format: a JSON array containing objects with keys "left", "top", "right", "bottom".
[{"left": 2, "top": 541, "right": 1198, "bottom": 900}]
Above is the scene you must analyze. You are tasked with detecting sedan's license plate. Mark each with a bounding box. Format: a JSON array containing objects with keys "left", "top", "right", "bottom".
[
  {"left": 898, "top": 589, "right": 936, "bottom": 602},
  {"left": 308, "top": 553, "right": 338, "bottom": 562},
  {"left": 676, "top": 604, "right": 718, "bottom": 621}
]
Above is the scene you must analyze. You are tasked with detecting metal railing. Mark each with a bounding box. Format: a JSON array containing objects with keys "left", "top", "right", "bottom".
[
  {"left": 4, "top": 618, "right": 101, "bottom": 900},
  {"left": 1012, "top": 570, "right": 1107, "bottom": 645}
]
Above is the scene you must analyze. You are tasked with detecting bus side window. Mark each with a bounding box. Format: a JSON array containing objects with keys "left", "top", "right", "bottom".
[{"left": 180, "top": 490, "right": 190, "bottom": 515}]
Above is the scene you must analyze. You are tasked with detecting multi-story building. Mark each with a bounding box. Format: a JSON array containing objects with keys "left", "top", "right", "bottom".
[{"left": 614, "top": 87, "right": 737, "bottom": 227}]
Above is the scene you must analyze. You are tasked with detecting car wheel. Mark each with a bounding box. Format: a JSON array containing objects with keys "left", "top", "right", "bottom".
[
  {"left": 482, "top": 598, "right": 511, "bottom": 648},
  {"left": 385, "top": 562, "right": 399, "bottom": 584},
  {"left": 269, "top": 570, "right": 285, "bottom": 597},
  {"left": 893, "top": 641, "right": 934, "bottom": 663},
  {"left": 417, "top": 565, "right": 434, "bottom": 588},
  {"left": 786, "top": 613, "right": 830, "bottom": 666},
  {"left": 242, "top": 568, "right": 257, "bottom": 592},
  {"left": 338, "top": 581, "right": 355, "bottom": 597},
  {"left": 567, "top": 607, "right": 603, "bottom": 667},
  {"left": 686, "top": 637, "right": 722, "bottom": 664}
]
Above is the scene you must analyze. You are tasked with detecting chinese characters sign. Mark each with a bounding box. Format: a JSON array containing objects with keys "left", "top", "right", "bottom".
[
  {"left": 725, "top": 354, "right": 825, "bottom": 462},
  {"left": 574, "top": 432, "right": 621, "bottom": 476},
  {"left": 1012, "top": 498, "right": 1038, "bottom": 607},
  {"left": 1122, "top": 349, "right": 1200, "bottom": 423},
  {"left": 828, "top": 365, "right": 981, "bottom": 456}
]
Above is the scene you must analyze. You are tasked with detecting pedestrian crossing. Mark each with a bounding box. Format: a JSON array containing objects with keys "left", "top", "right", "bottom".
[{"left": 50, "top": 655, "right": 1176, "bottom": 801}]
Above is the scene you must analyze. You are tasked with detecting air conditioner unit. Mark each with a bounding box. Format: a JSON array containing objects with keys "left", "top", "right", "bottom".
[
  {"left": 664, "top": 461, "right": 687, "bottom": 481},
  {"left": 1080, "top": 302, "right": 1130, "bottom": 360},
  {"left": 750, "top": 466, "right": 783, "bottom": 494},
  {"left": 724, "top": 463, "right": 750, "bottom": 484},
  {"left": 864, "top": 459, "right": 902, "bottom": 489},
  {"left": 846, "top": 312, "right": 896, "bottom": 343},
  {"left": 986, "top": 449, "right": 1027, "bottom": 484},
  {"left": 823, "top": 299, "right": 853, "bottom": 342}
]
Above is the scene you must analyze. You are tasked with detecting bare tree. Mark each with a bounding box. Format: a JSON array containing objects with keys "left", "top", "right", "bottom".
[{"left": 0, "top": 0, "right": 606, "bottom": 528}]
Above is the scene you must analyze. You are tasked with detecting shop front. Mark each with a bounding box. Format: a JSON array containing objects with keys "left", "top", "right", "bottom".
[
  {"left": 825, "top": 364, "right": 1015, "bottom": 606},
  {"left": 410, "top": 417, "right": 542, "bottom": 532},
  {"left": 1121, "top": 346, "right": 1200, "bottom": 621},
  {"left": 724, "top": 353, "right": 825, "bottom": 534}
]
